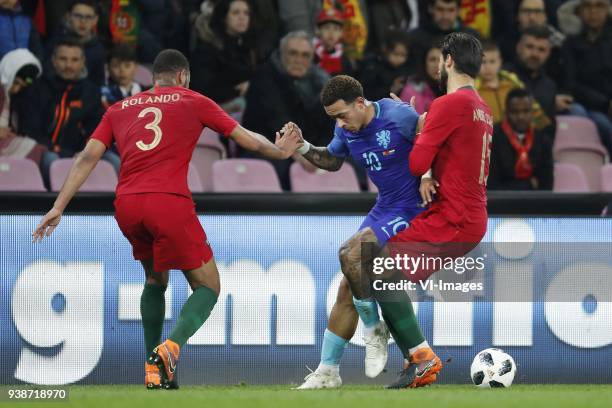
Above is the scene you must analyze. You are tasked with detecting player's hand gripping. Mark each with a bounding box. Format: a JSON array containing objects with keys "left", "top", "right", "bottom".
[
  {"left": 389, "top": 93, "right": 427, "bottom": 133},
  {"left": 32, "top": 207, "right": 62, "bottom": 242},
  {"left": 419, "top": 176, "right": 439, "bottom": 207},
  {"left": 275, "top": 122, "right": 304, "bottom": 159}
]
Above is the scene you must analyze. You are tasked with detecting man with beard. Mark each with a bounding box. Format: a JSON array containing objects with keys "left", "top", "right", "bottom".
[{"left": 381, "top": 31, "right": 492, "bottom": 388}]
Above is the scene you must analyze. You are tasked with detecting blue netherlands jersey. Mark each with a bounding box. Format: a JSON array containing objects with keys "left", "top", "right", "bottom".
[{"left": 327, "top": 98, "right": 422, "bottom": 211}]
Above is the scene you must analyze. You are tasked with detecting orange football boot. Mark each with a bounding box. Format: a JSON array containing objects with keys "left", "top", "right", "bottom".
[{"left": 148, "top": 339, "right": 180, "bottom": 385}]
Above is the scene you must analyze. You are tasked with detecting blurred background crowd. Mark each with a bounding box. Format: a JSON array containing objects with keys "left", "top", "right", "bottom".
[{"left": 0, "top": 0, "right": 611, "bottom": 193}]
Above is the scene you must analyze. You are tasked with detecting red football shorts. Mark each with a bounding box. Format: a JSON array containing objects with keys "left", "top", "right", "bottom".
[
  {"left": 388, "top": 206, "right": 486, "bottom": 283},
  {"left": 114, "top": 193, "right": 213, "bottom": 272}
]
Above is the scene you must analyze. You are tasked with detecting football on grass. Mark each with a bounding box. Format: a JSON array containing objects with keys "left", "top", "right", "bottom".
[{"left": 470, "top": 348, "right": 516, "bottom": 388}]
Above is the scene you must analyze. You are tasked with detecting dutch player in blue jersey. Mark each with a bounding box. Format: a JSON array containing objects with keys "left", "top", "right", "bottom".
[{"left": 287, "top": 75, "right": 434, "bottom": 389}]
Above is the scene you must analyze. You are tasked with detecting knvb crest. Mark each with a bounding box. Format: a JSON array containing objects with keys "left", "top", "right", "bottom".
[{"left": 376, "top": 130, "right": 391, "bottom": 149}]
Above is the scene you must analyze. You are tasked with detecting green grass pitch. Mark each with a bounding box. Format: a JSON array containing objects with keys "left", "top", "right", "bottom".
[{"left": 4, "top": 385, "right": 612, "bottom": 408}]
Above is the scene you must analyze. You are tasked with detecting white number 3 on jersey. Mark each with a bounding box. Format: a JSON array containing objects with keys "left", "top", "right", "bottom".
[{"left": 136, "top": 107, "right": 163, "bottom": 151}]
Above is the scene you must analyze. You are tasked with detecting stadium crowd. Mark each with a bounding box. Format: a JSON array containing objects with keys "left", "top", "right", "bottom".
[{"left": 0, "top": 0, "right": 611, "bottom": 192}]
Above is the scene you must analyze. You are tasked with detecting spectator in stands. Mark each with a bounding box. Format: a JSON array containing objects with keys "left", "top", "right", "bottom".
[
  {"left": 565, "top": 0, "right": 612, "bottom": 152},
  {"left": 191, "top": 0, "right": 259, "bottom": 114},
  {"left": 136, "top": 0, "right": 188, "bottom": 61},
  {"left": 329, "top": 1, "right": 369, "bottom": 62},
  {"left": 398, "top": 43, "right": 441, "bottom": 114},
  {"left": 359, "top": 30, "right": 413, "bottom": 102},
  {"left": 368, "top": 0, "right": 418, "bottom": 54},
  {"left": 499, "top": 0, "right": 575, "bottom": 107},
  {"left": 278, "top": 0, "right": 322, "bottom": 34},
  {"left": 100, "top": 44, "right": 142, "bottom": 110},
  {"left": 0, "top": 48, "right": 46, "bottom": 164},
  {"left": 505, "top": 26, "right": 558, "bottom": 136},
  {"left": 477, "top": 41, "right": 550, "bottom": 128},
  {"left": 499, "top": 0, "right": 548, "bottom": 63},
  {"left": 16, "top": 37, "right": 118, "bottom": 184},
  {"left": 408, "top": 0, "right": 479, "bottom": 63},
  {"left": 557, "top": 0, "right": 612, "bottom": 36},
  {"left": 489, "top": 88, "right": 553, "bottom": 191},
  {"left": 313, "top": 8, "right": 353, "bottom": 76},
  {"left": 45, "top": 0, "right": 105, "bottom": 87},
  {"left": 242, "top": 31, "right": 331, "bottom": 190},
  {"left": 0, "top": 0, "right": 43, "bottom": 60}
]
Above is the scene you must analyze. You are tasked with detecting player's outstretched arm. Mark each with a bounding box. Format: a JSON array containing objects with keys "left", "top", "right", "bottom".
[
  {"left": 300, "top": 146, "right": 344, "bottom": 172},
  {"left": 229, "top": 125, "right": 302, "bottom": 160},
  {"left": 32, "top": 139, "right": 107, "bottom": 242},
  {"left": 282, "top": 122, "right": 344, "bottom": 172}
]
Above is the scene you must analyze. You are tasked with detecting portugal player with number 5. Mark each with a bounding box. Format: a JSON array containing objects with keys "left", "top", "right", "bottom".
[{"left": 32, "top": 50, "right": 302, "bottom": 389}]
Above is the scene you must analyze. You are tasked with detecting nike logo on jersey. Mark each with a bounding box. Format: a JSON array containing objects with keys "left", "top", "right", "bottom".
[{"left": 346, "top": 138, "right": 358, "bottom": 143}]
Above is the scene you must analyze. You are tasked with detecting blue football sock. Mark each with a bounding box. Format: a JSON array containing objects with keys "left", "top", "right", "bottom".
[
  {"left": 320, "top": 329, "right": 349, "bottom": 366},
  {"left": 353, "top": 297, "right": 380, "bottom": 328}
]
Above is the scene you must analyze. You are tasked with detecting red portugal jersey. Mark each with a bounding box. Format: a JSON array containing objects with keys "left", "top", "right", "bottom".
[
  {"left": 409, "top": 87, "right": 493, "bottom": 227},
  {"left": 91, "top": 86, "right": 238, "bottom": 198}
]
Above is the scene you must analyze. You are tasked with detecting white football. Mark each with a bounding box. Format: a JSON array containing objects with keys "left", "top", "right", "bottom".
[{"left": 470, "top": 348, "right": 516, "bottom": 388}]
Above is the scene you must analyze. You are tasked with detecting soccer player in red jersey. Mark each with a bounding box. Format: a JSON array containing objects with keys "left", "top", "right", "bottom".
[
  {"left": 376, "top": 32, "right": 493, "bottom": 388},
  {"left": 32, "top": 49, "right": 302, "bottom": 389},
  {"left": 392, "top": 32, "right": 492, "bottom": 272}
]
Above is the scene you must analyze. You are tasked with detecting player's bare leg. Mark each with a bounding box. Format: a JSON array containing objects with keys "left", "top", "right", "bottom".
[
  {"left": 149, "top": 258, "right": 220, "bottom": 388},
  {"left": 140, "top": 259, "right": 169, "bottom": 389},
  {"left": 297, "top": 278, "right": 358, "bottom": 389},
  {"left": 338, "top": 228, "right": 391, "bottom": 378},
  {"left": 327, "top": 278, "right": 359, "bottom": 340}
]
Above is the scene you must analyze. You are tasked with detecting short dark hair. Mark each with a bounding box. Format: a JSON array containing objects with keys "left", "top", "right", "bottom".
[
  {"left": 321, "top": 75, "right": 364, "bottom": 107},
  {"left": 53, "top": 36, "right": 85, "bottom": 55},
  {"left": 506, "top": 87, "right": 532, "bottom": 105},
  {"left": 68, "top": 0, "right": 98, "bottom": 13},
  {"left": 382, "top": 29, "right": 410, "bottom": 52},
  {"left": 482, "top": 40, "right": 500, "bottom": 53},
  {"left": 520, "top": 25, "right": 551, "bottom": 41},
  {"left": 440, "top": 32, "right": 483, "bottom": 78},
  {"left": 109, "top": 44, "right": 137, "bottom": 63},
  {"left": 152, "top": 49, "right": 190, "bottom": 76},
  {"left": 429, "top": 0, "right": 461, "bottom": 7}
]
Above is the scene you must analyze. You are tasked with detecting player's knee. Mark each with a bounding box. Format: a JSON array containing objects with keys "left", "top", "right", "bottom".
[
  {"left": 188, "top": 279, "right": 220, "bottom": 296},
  {"left": 338, "top": 242, "right": 351, "bottom": 267},
  {"left": 357, "top": 228, "right": 377, "bottom": 243},
  {"left": 146, "top": 275, "right": 168, "bottom": 290}
]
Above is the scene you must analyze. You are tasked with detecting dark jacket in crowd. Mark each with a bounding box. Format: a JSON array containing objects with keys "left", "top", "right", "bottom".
[
  {"left": 0, "top": 6, "right": 43, "bottom": 60},
  {"left": 14, "top": 74, "right": 103, "bottom": 157},
  {"left": 45, "top": 26, "right": 106, "bottom": 87},
  {"left": 565, "top": 21, "right": 612, "bottom": 114},
  {"left": 191, "top": 32, "right": 257, "bottom": 104},
  {"left": 368, "top": 0, "right": 416, "bottom": 53},
  {"left": 359, "top": 56, "right": 413, "bottom": 102},
  {"left": 407, "top": 18, "right": 480, "bottom": 62},
  {"left": 241, "top": 52, "right": 332, "bottom": 189},
  {"left": 243, "top": 53, "right": 331, "bottom": 146},
  {"left": 488, "top": 123, "right": 554, "bottom": 191}
]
